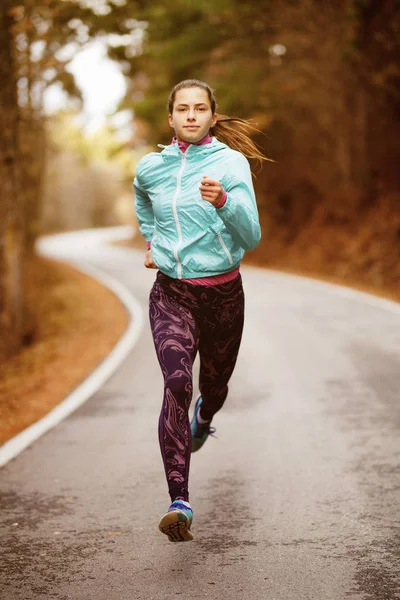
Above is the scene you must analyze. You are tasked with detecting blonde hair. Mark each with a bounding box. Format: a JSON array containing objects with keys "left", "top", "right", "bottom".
[{"left": 168, "top": 79, "right": 270, "bottom": 169}]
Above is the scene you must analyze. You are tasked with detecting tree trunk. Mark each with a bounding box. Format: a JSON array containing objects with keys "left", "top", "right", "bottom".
[
  {"left": 21, "top": 115, "right": 46, "bottom": 255},
  {"left": 0, "top": 2, "right": 24, "bottom": 359},
  {"left": 20, "top": 3, "right": 46, "bottom": 255}
]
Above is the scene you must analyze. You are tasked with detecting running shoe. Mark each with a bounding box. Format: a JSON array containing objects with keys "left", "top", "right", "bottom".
[
  {"left": 190, "top": 396, "right": 216, "bottom": 453},
  {"left": 158, "top": 500, "right": 193, "bottom": 542}
]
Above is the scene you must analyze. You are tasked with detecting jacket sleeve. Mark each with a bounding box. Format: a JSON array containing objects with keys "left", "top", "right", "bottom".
[
  {"left": 133, "top": 163, "right": 154, "bottom": 243},
  {"left": 216, "top": 154, "right": 261, "bottom": 251}
]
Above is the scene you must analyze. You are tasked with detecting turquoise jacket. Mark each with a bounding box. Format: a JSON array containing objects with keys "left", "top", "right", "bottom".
[{"left": 133, "top": 138, "right": 261, "bottom": 279}]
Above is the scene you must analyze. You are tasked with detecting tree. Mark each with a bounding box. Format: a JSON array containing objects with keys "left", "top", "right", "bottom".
[
  {"left": 0, "top": 1, "right": 23, "bottom": 359},
  {"left": 0, "top": 0, "right": 104, "bottom": 359}
]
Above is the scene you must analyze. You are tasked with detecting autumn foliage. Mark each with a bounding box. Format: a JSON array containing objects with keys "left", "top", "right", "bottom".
[{"left": 1, "top": 0, "right": 399, "bottom": 360}]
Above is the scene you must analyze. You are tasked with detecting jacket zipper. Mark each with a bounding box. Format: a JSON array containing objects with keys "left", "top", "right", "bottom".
[
  {"left": 172, "top": 148, "right": 191, "bottom": 278},
  {"left": 217, "top": 232, "right": 233, "bottom": 264}
]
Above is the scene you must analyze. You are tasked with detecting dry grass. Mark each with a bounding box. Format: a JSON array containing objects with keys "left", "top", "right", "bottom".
[
  {"left": 0, "top": 256, "right": 129, "bottom": 444},
  {"left": 245, "top": 253, "right": 400, "bottom": 304}
]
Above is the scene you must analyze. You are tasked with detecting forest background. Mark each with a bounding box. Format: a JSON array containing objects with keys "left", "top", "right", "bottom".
[{"left": 1, "top": 0, "right": 399, "bottom": 366}]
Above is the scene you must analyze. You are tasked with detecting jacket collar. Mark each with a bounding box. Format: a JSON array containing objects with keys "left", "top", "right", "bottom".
[
  {"left": 171, "top": 133, "right": 212, "bottom": 153},
  {"left": 159, "top": 137, "right": 225, "bottom": 161}
]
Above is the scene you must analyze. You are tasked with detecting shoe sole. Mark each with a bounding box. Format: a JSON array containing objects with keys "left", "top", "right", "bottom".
[{"left": 159, "top": 510, "right": 193, "bottom": 542}]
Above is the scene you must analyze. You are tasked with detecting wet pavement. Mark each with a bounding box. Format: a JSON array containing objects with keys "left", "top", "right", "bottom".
[{"left": 0, "top": 228, "right": 399, "bottom": 599}]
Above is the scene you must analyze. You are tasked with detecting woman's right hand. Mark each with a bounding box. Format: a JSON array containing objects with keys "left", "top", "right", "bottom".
[{"left": 144, "top": 249, "right": 158, "bottom": 269}]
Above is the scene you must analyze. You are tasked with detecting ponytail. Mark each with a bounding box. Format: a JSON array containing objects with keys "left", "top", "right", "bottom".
[{"left": 211, "top": 115, "right": 272, "bottom": 170}]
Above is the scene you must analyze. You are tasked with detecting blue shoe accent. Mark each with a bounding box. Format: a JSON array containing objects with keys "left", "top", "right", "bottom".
[
  {"left": 190, "top": 396, "right": 216, "bottom": 453},
  {"left": 159, "top": 500, "right": 193, "bottom": 542}
]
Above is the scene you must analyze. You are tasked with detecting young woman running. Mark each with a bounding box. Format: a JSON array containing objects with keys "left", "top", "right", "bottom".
[{"left": 134, "top": 79, "right": 266, "bottom": 542}]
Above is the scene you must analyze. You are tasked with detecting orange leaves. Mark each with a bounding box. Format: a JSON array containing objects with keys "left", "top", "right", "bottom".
[{"left": 7, "top": 6, "right": 25, "bottom": 21}]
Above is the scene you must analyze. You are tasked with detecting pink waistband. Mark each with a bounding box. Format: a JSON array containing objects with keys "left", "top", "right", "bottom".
[{"left": 181, "top": 267, "right": 240, "bottom": 286}]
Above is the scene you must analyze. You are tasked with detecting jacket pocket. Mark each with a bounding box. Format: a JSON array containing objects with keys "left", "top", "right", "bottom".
[
  {"left": 210, "top": 224, "right": 233, "bottom": 265},
  {"left": 216, "top": 231, "right": 233, "bottom": 264}
]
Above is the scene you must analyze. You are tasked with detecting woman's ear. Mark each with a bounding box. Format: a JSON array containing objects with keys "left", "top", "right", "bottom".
[
  {"left": 211, "top": 113, "right": 218, "bottom": 128},
  {"left": 168, "top": 114, "right": 174, "bottom": 129}
]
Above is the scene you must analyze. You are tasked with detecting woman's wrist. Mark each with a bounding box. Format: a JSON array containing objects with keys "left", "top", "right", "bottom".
[{"left": 215, "top": 189, "right": 227, "bottom": 209}]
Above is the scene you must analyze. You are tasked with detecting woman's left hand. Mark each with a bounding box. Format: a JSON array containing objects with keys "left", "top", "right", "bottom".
[{"left": 199, "top": 175, "right": 224, "bottom": 207}]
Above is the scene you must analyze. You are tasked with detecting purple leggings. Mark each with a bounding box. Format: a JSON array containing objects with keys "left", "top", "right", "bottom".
[{"left": 149, "top": 271, "right": 245, "bottom": 502}]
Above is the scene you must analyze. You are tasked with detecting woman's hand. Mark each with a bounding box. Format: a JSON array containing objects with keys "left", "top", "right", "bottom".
[
  {"left": 144, "top": 249, "right": 157, "bottom": 269},
  {"left": 199, "top": 175, "right": 224, "bottom": 207}
]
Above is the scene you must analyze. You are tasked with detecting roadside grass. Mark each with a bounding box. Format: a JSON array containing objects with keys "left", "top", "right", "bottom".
[
  {"left": 0, "top": 255, "right": 129, "bottom": 445},
  {"left": 245, "top": 255, "right": 400, "bottom": 305}
]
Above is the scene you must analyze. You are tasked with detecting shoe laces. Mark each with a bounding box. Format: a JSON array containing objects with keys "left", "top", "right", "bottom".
[
  {"left": 194, "top": 420, "right": 217, "bottom": 439},
  {"left": 209, "top": 427, "right": 217, "bottom": 439}
]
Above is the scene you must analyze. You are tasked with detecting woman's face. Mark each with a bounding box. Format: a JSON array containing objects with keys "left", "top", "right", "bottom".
[{"left": 169, "top": 87, "right": 217, "bottom": 143}]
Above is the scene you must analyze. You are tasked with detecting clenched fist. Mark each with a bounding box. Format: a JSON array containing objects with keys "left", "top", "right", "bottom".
[
  {"left": 199, "top": 175, "right": 224, "bottom": 207},
  {"left": 144, "top": 249, "right": 157, "bottom": 269}
]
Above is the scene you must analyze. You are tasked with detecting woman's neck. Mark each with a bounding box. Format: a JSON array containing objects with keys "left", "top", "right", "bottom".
[{"left": 173, "top": 134, "right": 212, "bottom": 153}]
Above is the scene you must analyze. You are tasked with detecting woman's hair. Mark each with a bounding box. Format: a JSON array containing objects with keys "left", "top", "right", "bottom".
[{"left": 168, "top": 79, "right": 270, "bottom": 169}]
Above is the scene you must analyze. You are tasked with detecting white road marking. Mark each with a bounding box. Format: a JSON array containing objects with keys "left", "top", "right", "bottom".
[{"left": 0, "top": 231, "right": 144, "bottom": 469}]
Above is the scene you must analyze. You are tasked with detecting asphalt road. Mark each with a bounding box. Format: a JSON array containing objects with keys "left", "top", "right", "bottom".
[{"left": 1, "top": 227, "right": 399, "bottom": 600}]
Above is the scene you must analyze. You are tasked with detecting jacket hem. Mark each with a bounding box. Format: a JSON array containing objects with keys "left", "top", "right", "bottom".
[{"left": 158, "top": 263, "right": 241, "bottom": 280}]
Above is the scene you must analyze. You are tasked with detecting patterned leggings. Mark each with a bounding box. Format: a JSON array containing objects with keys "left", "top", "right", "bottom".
[{"left": 149, "top": 271, "right": 245, "bottom": 502}]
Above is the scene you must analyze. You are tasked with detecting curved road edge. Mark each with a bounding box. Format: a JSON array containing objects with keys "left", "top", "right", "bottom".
[
  {"left": 250, "top": 266, "right": 400, "bottom": 315},
  {"left": 0, "top": 257, "right": 144, "bottom": 469}
]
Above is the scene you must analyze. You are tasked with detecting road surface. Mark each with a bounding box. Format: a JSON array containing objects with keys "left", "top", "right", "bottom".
[{"left": 0, "top": 227, "right": 399, "bottom": 600}]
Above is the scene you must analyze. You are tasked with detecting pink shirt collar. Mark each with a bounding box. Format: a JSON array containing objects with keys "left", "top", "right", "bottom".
[{"left": 172, "top": 134, "right": 212, "bottom": 153}]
